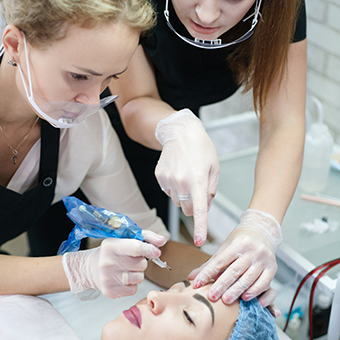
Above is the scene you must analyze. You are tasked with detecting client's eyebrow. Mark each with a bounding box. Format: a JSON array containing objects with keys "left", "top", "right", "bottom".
[
  {"left": 182, "top": 280, "right": 191, "bottom": 287},
  {"left": 193, "top": 294, "right": 215, "bottom": 326}
]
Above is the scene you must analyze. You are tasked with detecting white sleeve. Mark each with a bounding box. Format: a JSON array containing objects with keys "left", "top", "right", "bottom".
[
  {"left": 0, "top": 295, "right": 80, "bottom": 340},
  {"left": 78, "top": 110, "right": 170, "bottom": 240}
]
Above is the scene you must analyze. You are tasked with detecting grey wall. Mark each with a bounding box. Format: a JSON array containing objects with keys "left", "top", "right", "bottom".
[{"left": 306, "top": 0, "right": 340, "bottom": 140}]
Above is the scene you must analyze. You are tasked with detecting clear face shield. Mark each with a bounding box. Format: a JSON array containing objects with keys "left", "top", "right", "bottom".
[
  {"left": 2, "top": 34, "right": 118, "bottom": 129},
  {"left": 164, "top": 0, "right": 263, "bottom": 49}
]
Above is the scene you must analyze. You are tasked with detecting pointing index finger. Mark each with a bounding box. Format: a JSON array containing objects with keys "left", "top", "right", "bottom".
[{"left": 192, "top": 193, "right": 208, "bottom": 246}]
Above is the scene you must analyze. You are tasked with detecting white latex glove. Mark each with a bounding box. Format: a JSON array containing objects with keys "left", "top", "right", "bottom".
[
  {"left": 188, "top": 209, "right": 282, "bottom": 305},
  {"left": 260, "top": 287, "right": 281, "bottom": 318},
  {"left": 155, "top": 109, "right": 220, "bottom": 246},
  {"left": 62, "top": 230, "right": 167, "bottom": 300}
]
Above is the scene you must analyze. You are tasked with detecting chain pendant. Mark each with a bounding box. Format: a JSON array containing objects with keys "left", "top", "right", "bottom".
[{"left": 11, "top": 149, "right": 18, "bottom": 165}]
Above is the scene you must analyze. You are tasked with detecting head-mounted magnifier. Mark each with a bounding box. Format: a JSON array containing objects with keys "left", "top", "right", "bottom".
[{"left": 164, "top": 0, "right": 263, "bottom": 49}]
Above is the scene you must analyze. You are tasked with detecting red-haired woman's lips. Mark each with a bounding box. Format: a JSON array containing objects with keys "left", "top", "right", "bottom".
[
  {"left": 191, "top": 20, "right": 220, "bottom": 35},
  {"left": 123, "top": 306, "right": 142, "bottom": 329}
]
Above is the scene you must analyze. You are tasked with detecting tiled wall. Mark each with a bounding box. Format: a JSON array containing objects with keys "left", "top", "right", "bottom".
[
  {"left": 307, "top": 0, "right": 340, "bottom": 140},
  {"left": 202, "top": 0, "right": 340, "bottom": 143}
]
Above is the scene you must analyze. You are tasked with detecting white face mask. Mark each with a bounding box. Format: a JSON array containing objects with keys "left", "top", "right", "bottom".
[{"left": 16, "top": 34, "right": 118, "bottom": 129}]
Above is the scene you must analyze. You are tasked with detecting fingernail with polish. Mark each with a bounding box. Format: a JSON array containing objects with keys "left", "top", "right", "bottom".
[
  {"left": 194, "top": 235, "right": 204, "bottom": 247},
  {"left": 209, "top": 290, "right": 218, "bottom": 300},
  {"left": 243, "top": 294, "right": 254, "bottom": 301},
  {"left": 194, "top": 280, "right": 202, "bottom": 289},
  {"left": 223, "top": 294, "right": 233, "bottom": 304}
]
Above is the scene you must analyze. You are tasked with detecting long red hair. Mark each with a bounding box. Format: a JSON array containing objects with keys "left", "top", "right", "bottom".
[{"left": 227, "top": 0, "right": 303, "bottom": 118}]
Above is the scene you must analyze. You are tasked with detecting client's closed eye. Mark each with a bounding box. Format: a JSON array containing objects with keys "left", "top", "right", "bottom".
[{"left": 183, "top": 310, "right": 195, "bottom": 326}]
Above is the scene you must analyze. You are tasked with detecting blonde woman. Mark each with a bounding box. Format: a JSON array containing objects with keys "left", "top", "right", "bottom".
[{"left": 0, "top": 0, "right": 202, "bottom": 300}]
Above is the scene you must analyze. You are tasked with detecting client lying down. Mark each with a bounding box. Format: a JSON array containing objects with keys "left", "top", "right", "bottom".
[
  {"left": 0, "top": 280, "right": 278, "bottom": 339},
  {"left": 102, "top": 280, "right": 279, "bottom": 340}
]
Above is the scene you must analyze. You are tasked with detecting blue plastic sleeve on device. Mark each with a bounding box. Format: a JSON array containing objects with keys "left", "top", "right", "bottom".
[{"left": 57, "top": 196, "right": 144, "bottom": 255}]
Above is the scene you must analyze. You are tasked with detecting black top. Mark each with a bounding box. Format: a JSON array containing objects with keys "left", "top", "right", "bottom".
[{"left": 141, "top": 0, "right": 307, "bottom": 114}]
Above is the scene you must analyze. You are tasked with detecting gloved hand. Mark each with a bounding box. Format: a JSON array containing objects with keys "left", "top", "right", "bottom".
[
  {"left": 62, "top": 230, "right": 167, "bottom": 300},
  {"left": 188, "top": 209, "right": 282, "bottom": 305},
  {"left": 259, "top": 287, "right": 281, "bottom": 318},
  {"left": 155, "top": 109, "right": 220, "bottom": 246}
]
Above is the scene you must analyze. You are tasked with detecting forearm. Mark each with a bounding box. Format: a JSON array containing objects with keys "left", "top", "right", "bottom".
[
  {"left": 145, "top": 240, "right": 210, "bottom": 288},
  {"left": 119, "top": 96, "right": 176, "bottom": 150},
  {"left": 249, "top": 122, "right": 305, "bottom": 224},
  {"left": 0, "top": 255, "right": 69, "bottom": 296},
  {"left": 108, "top": 44, "right": 177, "bottom": 150},
  {"left": 249, "top": 39, "right": 307, "bottom": 224}
]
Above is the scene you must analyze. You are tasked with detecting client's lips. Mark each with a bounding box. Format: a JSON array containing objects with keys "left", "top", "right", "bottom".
[{"left": 123, "top": 306, "right": 142, "bottom": 329}]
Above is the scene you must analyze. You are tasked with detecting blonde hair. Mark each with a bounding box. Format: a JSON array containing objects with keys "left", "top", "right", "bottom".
[{"left": 0, "top": 0, "right": 156, "bottom": 47}]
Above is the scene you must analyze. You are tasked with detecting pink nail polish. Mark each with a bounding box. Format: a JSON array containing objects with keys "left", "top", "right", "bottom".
[
  {"left": 223, "top": 294, "right": 232, "bottom": 304},
  {"left": 209, "top": 291, "right": 217, "bottom": 300},
  {"left": 195, "top": 236, "right": 204, "bottom": 246},
  {"left": 194, "top": 280, "right": 202, "bottom": 289},
  {"left": 244, "top": 294, "right": 254, "bottom": 302}
]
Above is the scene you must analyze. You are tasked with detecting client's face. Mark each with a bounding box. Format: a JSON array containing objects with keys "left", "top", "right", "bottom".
[{"left": 102, "top": 281, "right": 239, "bottom": 340}]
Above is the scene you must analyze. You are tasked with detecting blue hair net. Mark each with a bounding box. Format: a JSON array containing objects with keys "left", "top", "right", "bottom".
[{"left": 230, "top": 299, "right": 279, "bottom": 340}]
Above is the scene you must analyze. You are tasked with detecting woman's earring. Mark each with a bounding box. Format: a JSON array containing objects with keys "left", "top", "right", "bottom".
[{"left": 7, "top": 58, "right": 17, "bottom": 67}]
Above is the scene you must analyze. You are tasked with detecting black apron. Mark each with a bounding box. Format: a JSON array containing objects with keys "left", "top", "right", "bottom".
[{"left": 0, "top": 120, "right": 60, "bottom": 248}]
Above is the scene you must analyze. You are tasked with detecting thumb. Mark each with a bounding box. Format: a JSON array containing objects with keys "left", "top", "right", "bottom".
[{"left": 187, "top": 267, "right": 201, "bottom": 280}]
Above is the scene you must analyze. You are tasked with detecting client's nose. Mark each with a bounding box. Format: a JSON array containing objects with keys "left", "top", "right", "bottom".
[{"left": 147, "top": 291, "right": 166, "bottom": 315}]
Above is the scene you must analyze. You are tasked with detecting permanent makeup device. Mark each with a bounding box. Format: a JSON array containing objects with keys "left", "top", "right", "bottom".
[{"left": 57, "top": 196, "right": 171, "bottom": 270}]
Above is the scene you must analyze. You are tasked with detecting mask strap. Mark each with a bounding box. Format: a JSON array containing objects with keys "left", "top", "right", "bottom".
[
  {"left": 19, "top": 33, "right": 34, "bottom": 100},
  {"left": 164, "top": 0, "right": 169, "bottom": 19},
  {"left": 243, "top": 0, "right": 263, "bottom": 27}
]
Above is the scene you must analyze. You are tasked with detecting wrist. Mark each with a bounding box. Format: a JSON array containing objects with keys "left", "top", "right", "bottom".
[
  {"left": 235, "top": 209, "right": 283, "bottom": 251},
  {"left": 155, "top": 109, "right": 202, "bottom": 146},
  {"left": 62, "top": 248, "right": 101, "bottom": 301}
]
